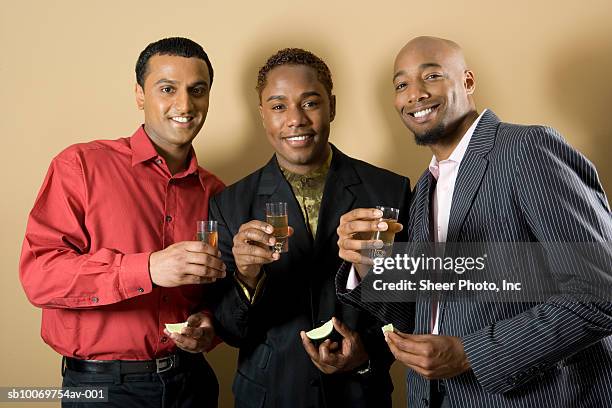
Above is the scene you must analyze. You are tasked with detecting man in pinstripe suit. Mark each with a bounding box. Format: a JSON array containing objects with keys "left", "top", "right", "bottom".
[{"left": 335, "top": 36, "right": 612, "bottom": 407}]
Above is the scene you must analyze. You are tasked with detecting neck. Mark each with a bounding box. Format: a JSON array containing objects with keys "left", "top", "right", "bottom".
[
  {"left": 430, "top": 110, "right": 479, "bottom": 161},
  {"left": 279, "top": 144, "right": 332, "bottom": 175},
  {"left": 163, "top": 149, "right": 191, "bottom": 175},
  {"left": 145, "top": 125, "right": 191, "bottom": 175}
]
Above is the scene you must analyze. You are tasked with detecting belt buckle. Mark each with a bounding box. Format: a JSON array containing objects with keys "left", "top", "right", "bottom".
[{"left": 155, "top": 355, "right": 175, "bottom": 373}]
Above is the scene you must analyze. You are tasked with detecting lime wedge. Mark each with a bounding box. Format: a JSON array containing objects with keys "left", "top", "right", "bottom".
[
  {"left": 306, "top": 319, "right": 334, "bottom": 341},
  {"left": 165, "top": 322, "right": 188, "bottom": 334},
  {"left": 381, "top": 323, "right": 394, "bottom": 334}
]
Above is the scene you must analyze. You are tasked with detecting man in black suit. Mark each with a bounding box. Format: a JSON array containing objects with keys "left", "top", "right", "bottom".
[
  {"left": 208, "top": 48, "right": 411, "bottom": 407},
  {"left": 336, "top": 36, "right": 612, "bottom": 407}
]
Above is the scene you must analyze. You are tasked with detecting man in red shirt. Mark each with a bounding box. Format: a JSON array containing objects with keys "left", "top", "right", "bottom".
[{"left": 20, "top": 37, "right": 226, "bottom": 407}]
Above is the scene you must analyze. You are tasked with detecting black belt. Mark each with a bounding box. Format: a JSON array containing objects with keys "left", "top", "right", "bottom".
[{"left": 65, "top": 354, "right": 181, "bottom": 375}]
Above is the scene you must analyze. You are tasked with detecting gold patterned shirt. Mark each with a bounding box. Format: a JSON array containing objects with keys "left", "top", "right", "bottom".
[{"left": 280, "top": 151, "right": 332, "bottom": 238}]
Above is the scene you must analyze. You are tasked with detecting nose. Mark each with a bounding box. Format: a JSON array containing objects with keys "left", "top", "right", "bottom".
[
  {"left": 174, "top": 88, "right": 194, "bottom": 114},
  {"left": 287, "top": 105, "right": 309, "bottom": 127},
  {"left": 407, "top": 81, "right": 430, "bottom": 104}
]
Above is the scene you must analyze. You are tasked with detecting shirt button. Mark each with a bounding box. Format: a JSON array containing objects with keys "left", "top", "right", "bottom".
[
  {"left": 162, "top": 295, "right": 169, "bottom": 302},
  {"left": 421, "top": 398, "right": 429, "bottom": 406},
  {"left": 137, "top": 288, "right": 144, "bottom": 293},
  {"left": 309, "top": 378, "right": 319, "bottom": 386},
  {"left": 91, "top": 297, "right": 99, "bottom": 303},
  {"left": 165, "top": 215, "right": 172, "bottom": 222},
  {"left": 155, "top": 159, "right": 163, "bottom": 164},
  {"left": 161, "top": 336, "right": 168, "bottom": 343}
]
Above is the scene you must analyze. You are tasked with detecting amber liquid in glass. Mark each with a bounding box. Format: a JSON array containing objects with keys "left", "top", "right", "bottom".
[
  {"left": 197, "top": 231, "right": 218, "bottom": 249},
  {"left": 371, "top": 218, "right": 400, "bottom": 258},
  {"left": 266, "top": 214, "right": 289, "bottom": 253}
]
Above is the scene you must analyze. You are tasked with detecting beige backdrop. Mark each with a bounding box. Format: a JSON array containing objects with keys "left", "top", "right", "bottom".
[{"left": 1, "top": 0, "right": 611, "bottom": 407}]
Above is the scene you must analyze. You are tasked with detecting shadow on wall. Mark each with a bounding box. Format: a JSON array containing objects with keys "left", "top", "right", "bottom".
[
  {"left": 201, "top": 51, "right": 273, "bottom": 186},
  {"left": 548, "top": 28, "right": 612, "bottom": 195}
]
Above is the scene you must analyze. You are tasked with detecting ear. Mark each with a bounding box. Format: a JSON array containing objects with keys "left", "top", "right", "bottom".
[
  {"left": 464, "top": 70, "right": 476, "bottom": 95},
  {"left": 258, "top": 104, "right": 264, "bottom": 121},
  {"left": 329, "top": 94, "right": 336, "bottom": 122},
  {"left": 135, "top": 83, "right": 145, "bottom": 110}
]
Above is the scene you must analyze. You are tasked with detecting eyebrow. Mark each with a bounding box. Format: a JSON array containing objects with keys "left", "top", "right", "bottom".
[
  {"left": 265, "top": 95, "right": 285, "bottom": 102},
  {"left": 393, "top": 63, "right": 443, "bottom": 81},
  {"left": 265, "top": 90, "right": 322, "bottom": 103},
  {"left": 153, "top": 78, "right": 209, "bottom": 88}
]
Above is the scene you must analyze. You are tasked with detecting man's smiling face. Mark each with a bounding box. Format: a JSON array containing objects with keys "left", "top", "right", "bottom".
[
  {"left": 259, "top": 64, "right": 335, "bottom": 174},
  {"left": 136, "top": 54, "right": 211, "bottom": 151},
  {"left": 393, "top": 38, "right": 475, "bottom": 145}
]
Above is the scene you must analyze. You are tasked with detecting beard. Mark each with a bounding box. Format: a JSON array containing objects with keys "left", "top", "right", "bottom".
[{"left": 413, "top": 122, "right": 448, "bottom": 146}]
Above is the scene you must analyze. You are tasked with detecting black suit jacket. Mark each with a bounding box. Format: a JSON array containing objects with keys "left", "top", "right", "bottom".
[
  {"left": 208, "top": 145, "right": 410, "bottom": 408},
  {"left": 338, "top": 111, "right": 612, "bottom": 407}
]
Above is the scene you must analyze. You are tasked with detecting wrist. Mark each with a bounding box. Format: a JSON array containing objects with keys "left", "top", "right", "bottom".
[
  {"left": 457, "top": 337, "right": 471, "bottom": 373},
  {"left": 237, "top": 270, "right": 262, "bottom": 290},
  {"left": 355, "top": 264, "right": 370, "bottom": 280}
]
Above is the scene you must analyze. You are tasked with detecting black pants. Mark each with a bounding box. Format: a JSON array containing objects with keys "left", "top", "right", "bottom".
[{"left": 61, "top": 352, "right": 218, "bottom": 408}]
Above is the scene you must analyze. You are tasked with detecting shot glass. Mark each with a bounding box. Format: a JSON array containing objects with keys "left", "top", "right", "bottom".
[
  {"left": 265, "top": 202, "right": 289, "bottom": 253},
  {"left": 197, "top": 220, "right": 218, "bottom": 249},
  {"left": 370, "top": 206, "right": 400, "bottom": 258}
]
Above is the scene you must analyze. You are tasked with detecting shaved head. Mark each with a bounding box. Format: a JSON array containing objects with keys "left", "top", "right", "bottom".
[
  {"left": 394, "top": 36, "right": 468, "bottom": 81},
  {"left": 392, "top": 36, "right": 478, "bottom": 151}
]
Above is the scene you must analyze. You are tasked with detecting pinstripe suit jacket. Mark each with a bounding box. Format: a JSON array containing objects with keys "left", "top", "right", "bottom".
[{"left": 338, "top": 110, "right": 612, "bottom": 407}]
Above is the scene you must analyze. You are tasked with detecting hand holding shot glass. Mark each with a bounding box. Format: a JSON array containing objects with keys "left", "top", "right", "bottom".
[
  {"left": 369, "top": 206, "right": 400, "bottom": 258},
  {"left": 231, "top": 202, "right": 293, "bottom": 289},
  {"left": 337, "top": 206, "right": 403, "bottom": 279},
  {"left": 148, "top": 221, "right": 225, "bottom": 288}
]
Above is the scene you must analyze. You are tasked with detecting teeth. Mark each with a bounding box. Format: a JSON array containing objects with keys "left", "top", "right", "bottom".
[
  {"left": 172, "top": 117, "right": 191, "bottom": 123},
  {"left": 287, "top": 136, "right": 309, "bottom": 141},
  {"left": 412, "top": 107, "right": 434, "bottom": 118}
]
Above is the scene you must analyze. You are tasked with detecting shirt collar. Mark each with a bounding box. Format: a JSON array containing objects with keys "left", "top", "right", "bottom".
[
  {"left": 130, "top": 125, "right": 158, "bottom": 166},
  {"left": 130, "top": 124, "right": 201, "bottom": 180},
  {"left": 428, "top": 109, "right": 487, "bottom": 179},
  {"left": 280, "top": 148, "right": 333, "bottom": 182}
]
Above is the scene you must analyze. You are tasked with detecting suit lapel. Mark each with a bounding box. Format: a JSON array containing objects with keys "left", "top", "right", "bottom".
[
  {"left": 445, "top": 110, "right": 499, "bottom": 243},
  {"left": 409, "top": 171, "right": 436, "bottom": 243},
  {"left": 313, "top": 146, "right": 359, "bottom": 252},
  {"left": 438, "top": 110, "right": 500, "bottom": 333},
  {"left": 311, "top": 147, "right": 360, "bottom": 325},
  {"left": 256, "top": 156, "right": 313, "bottom": 276},
  {"left": 411, "top": 172, "right": 437, "bottom": 333}
]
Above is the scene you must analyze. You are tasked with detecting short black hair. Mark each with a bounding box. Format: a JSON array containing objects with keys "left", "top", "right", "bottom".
[
  {"left": 135, "top": 37, "right": 214, "bottom": 88},
  {"left": 256, "top": 48, "right": 333, "bottom": 100}
]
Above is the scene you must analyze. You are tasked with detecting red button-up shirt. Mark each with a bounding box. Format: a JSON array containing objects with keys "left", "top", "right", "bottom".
[{"left": 20, "top": 126, "right": 225, "bottom": 360}]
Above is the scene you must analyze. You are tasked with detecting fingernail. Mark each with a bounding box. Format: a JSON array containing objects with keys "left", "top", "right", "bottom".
[
  {"left": 272, "top": 252, "right": 280, "bottom": 260},
  {"left": 266, "top": 225, "right": 273, "bottom": 233},
  {"left": 374, "top": 240, "right": 384, "bottom": 249},
  {"left": 378, "top": 222, "right": 388, "bottom": 230},
  {"left": 374, "top": 209, "right": 383, "bottom": 217}
]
